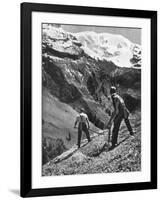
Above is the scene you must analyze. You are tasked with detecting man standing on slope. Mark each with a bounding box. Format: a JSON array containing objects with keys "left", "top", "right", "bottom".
[
  {"left": 107, "top": 86, "right": 134, "bottom": 149},
  {"left": 74, "top": 108, "right": 91, "bottom": 149}
]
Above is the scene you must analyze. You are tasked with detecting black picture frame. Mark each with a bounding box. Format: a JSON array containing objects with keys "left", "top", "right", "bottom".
[{"left": 21, "top": 2, "right": 157, "bottom": 197}]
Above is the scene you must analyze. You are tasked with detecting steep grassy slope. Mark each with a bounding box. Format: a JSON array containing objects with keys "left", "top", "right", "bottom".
[
  {"left": 42, "top": 88, "right": 100, "bottom": 164},
  {"left": 43, "top": 112, "right": 141, "bottom": 175},
  {"left": 43, "top": 88, "right": 100, "bottom": 148}
]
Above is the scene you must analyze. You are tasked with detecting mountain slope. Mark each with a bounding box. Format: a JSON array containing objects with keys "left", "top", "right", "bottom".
[{"left": 43, "top": 111, "right": 141, "bottom": 175}]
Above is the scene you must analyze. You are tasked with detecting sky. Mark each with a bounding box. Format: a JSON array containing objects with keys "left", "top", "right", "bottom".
[{"left": 61, "top": 24, "right": 141, "bottom": 45}]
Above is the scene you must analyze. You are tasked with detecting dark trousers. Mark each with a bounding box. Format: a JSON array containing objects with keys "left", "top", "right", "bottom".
[
  {"left": 77, "top": 123, "right": 91, "bottom": 148},
  {"left": 112, "top": 114, "right": 133, "bottom": 146}
]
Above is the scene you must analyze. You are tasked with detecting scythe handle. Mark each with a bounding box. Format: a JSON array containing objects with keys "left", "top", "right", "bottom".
[{"left": 108, "top": 127, "right": 111, "bottom": 145}]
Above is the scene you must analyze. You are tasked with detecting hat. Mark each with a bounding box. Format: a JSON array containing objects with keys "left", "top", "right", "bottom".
[
  {"left": 80, "top": 108, "right": 85, "bottom": 112},
  {"left": 110, "top": 86, "right": 117, "bottom": 94}
]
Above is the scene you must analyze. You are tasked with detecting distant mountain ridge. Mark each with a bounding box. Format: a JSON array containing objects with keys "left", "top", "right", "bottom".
[{"left": 75, "top": 31, "right": 141, "bottom": 68}]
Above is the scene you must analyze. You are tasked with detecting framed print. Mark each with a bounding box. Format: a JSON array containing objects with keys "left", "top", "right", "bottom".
[{"left": 21, "top": 2, "right": 157, "bottom": 197}]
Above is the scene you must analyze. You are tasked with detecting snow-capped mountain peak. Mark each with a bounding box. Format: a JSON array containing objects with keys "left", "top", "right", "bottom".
[{"left": 75, "top": 31, "right": 141, "bottom": 68}]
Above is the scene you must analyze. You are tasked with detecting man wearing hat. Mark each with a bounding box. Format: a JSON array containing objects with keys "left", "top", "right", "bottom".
[
  {"left": 107, "top": 86, "right": 134, "bottom": 149},
  {"left": 74, "top": 108, "right": 91, "bottom": 148}
]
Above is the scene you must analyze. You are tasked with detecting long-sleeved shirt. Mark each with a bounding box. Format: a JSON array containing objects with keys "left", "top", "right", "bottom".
[{"left": 111, "top": 93, "right": 129, "bottom": 118}]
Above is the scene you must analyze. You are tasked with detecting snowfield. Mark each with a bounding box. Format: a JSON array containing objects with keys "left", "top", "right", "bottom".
[
  {"left": 42, "top": 24, "right": 141, "bottom": 68},
  {"left": 75, "top": 31, "right": 141, "bottom": 68}
]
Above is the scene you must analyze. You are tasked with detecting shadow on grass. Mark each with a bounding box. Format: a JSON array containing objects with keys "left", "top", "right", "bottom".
[
  {"left": 117, "top": 135, "right": 130, "bottom": 146},
  {"left": 108, "top": 135, "right": 130, "bottom": 151}
]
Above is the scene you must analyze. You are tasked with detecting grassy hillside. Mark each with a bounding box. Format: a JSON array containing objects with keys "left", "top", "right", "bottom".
[
  {"left": 43, "top": 111, "right": 141, "bottom": 175},
  {"left": 42, "top": 88, "right": 100, "bottom": 164}
]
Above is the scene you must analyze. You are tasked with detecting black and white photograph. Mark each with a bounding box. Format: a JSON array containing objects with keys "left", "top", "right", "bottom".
[
  {"left": 0, "top": 0, "right": 159, "bottom": 199},
  {"left": 20, "top": 3, "right": 157, "bottom": 197},
  {"left": 42, "top": 23, "right": 142, "bottom": 176}
]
